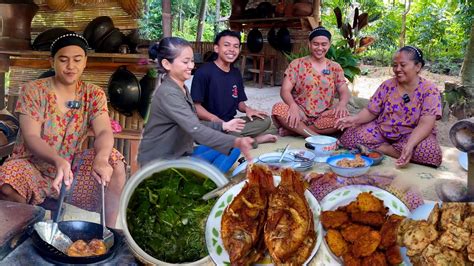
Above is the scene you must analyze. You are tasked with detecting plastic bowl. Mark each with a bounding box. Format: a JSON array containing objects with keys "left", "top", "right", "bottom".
[
  {"left": 326, "top": 154, "right": 373, "bottom": 177},
  {"left": 305, "top": 135, "right": 338, "bottom": 162},
  {"left": 119, "top": 158, "right": 228, "bottom": 265},
  {"left": 257, "top": 152, "right": 299, "bottom": 168}
]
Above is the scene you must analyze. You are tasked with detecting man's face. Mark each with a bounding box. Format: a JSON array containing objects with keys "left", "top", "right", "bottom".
[
  {"left": 214, "top": 36, "right": 241, "bottom": 64},
  {"left": 51, "top": 45, "right": 87, "bottom": 85}
]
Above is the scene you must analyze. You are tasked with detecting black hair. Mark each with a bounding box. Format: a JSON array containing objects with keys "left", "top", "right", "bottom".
[
  {"left": 155, "top": 37, "right": 192, "bottom": 73},
  {"left": 214, "top": 30, "right": 241, "bottom": 45},
  {"left": 399, "top": 46, "right": 425, "bottom": 67},
  {"left": 309, "top": 26, "right": 332, "bottom": 41},
  {"left": 148, "top": 42, "right": 159, "bottom": 61}
]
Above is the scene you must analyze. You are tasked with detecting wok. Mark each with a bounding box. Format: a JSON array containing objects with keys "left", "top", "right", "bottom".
[
  {"left": 277, "top": 27, "right": 292, "bottom": 53},
  {"left": 30, "top": 220, "right": 122, "bottom": 264},
  {"left": 82, "top": 16, "right": 114, "bottom": 49},
  {"left": 247, "top": 28, "right": 263, "bottom": 53}
]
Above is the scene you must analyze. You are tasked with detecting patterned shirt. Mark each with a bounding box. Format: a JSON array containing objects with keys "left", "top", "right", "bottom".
[
  {"left": 284, "top": 56, "right": 346, "bottom": 117},
  {"left": 11, "top": 77, "right": 108, "bottom": 176},
  {"left": 367, "top": 77, "right": 442, "bottom": 140}
]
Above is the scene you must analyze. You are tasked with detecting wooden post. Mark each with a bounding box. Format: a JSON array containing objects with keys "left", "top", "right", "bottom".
[
  {"left": 0, "top": 55, "right": 10, "bottom": 110},
  {"left": 162, "top": 0, "right": 172, "bottom": 37},
  {"left": 312, "top": 0, "right": 321, "bottom": 26}
]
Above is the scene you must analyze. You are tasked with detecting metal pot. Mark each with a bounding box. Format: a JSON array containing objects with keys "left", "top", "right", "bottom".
[
  {"left": 108, "top": 66, "right": 141, "bottom": 116},
  {"left": 96, "top": 28, "right": 124, "bottom": 53},
  {"left": 267, "top": 27, "right": 279, "bottom": 51},
  {"left": 247, "top": 28, "right": 263, "bottom": 53},
  {"left": 277, "top": 27, "right": 292, "bottom": 53},
  {"left": 0, "top": 2, "right": 39, "bottom": 50},
  {"left": 82, "top": 16, "right": 114, "bottom": 49},
  {"left": 32, "top": 28, "right": 72, "bottom": 51},
  {"left": 30, "top": 220, "right": 122, "bottom": 264},
  {"left": 138, "top": 71, "right": 157, "bottom": 119}
]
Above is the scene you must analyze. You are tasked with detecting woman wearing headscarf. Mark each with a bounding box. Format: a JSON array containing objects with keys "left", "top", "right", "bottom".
[
  {"left": 271, "top": 26, "right": 351, "bottom": 137},
  {"left": 0, "top": 33, "right": 126, "bottom": 227},
  {"left": 336, "top": 46, "right": 442, "bottom": 168}
]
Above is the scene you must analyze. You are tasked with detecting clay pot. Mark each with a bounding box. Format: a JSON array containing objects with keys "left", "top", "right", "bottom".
[
  {"left": 118, "top": 0, "right": 143, "bottom": 19},
  {"left": 46, "top": 0, "right": 74, "bottom": 11},
  {"left": 82, "top": 16, "right": 114, "bottom": 49},
  {"left": 96, "top": 28, "right": 124, "bottom": 53},
  {"left": 275, "top": 1, "right": 285, "bottom": 17},
  {"left": 0, "top": 2, "right": 39, "bottom": 50},
  {"left": 284, "top": 3, "right": 294, "bottom": 17},
  {"left": 293, "top": 2, "right": 312, "bottom": 17}
]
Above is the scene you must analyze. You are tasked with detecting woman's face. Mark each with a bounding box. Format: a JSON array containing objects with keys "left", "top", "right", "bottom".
[
  {"left": 392, "top": 51, "right": 421, "bottom": 84},
  {"left": 164, "top": 46, "right": 195, "bottom": 82},
  {"left": 309, "top": 36, "right": 331, "bottom": 60}
]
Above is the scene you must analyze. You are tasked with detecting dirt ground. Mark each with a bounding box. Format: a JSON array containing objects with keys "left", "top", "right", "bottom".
[{"left": 243, "top": 65, "right": 461, "bottom": 147}]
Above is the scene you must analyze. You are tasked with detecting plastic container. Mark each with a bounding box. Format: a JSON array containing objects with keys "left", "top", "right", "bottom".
[
  {"left": 326, "top": 154, "right": 373, "bottom": 177},
  {"left": 305, "top": 135, "right": 338, "bottom": 162},
  {"left": 119, "top": 158, "right": 228, "bottom": 265}
]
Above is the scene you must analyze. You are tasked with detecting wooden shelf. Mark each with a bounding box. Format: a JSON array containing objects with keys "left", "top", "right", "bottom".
[
  {"left": 229, "top": 16, "right": 317, "bottom": 31},
  {"left": 0, "top": 50, "right": 154, "bottom": 73}
]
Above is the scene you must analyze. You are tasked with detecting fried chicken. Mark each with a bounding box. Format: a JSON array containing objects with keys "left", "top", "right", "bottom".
[
  {"left": 351, "top": 211, "right": 386, "bottom": 228},
  {"left": 352, "top": 230, "right": 381, "bottom": 257},
  {"left": 340, "top": 223, "right": 372, "bottom": 243},
  {"left": 361, "top": 251, "right": 387, "bottom": 266},
  {"left": 321, "top": 210, "right": 349, "bottom": 230},
  {"left": 356, "top": 192, "right": 385, "bottom": 213},
  {"left": 325, "top": 229, "right": 349, "bottom": 257},
  {"left": 379, "top": 214, "right": 404, "bottom": 249}
]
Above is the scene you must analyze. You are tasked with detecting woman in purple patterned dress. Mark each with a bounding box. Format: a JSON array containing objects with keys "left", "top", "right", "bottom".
[{"left": 336, "top": 46, "right": 442, "bottom": 167}]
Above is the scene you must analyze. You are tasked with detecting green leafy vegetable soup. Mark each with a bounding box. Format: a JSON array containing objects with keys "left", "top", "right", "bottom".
[{"left": 127, "top": 168, "right": 217, "bottom": 263}]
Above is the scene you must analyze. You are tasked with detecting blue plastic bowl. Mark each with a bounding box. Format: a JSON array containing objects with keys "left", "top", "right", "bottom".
[{"left": 326, "top": 154, "right": 373, "bottom": 177}]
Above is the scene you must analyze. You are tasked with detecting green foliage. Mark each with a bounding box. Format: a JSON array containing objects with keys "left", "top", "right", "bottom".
[
  {"left": 140, "top": 0, "right": 231, "bottom": 41},
  {"left": 283, "top": 47, "right": 310, "bottom": 62},
  {"left": 326, "top": 42, "right": 361, "bottom": 83}
]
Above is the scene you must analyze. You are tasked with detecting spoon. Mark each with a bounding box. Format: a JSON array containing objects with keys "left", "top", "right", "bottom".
[
  {"left": 303, "top": 129, "right": 318, "bottom": 137},
  {"left": 279, "top": 144, "right": 290, "bottom": 163}
]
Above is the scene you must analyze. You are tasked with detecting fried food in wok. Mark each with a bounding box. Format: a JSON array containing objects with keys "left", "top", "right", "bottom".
[
  {"left": 399, "top": 202, "right": 474, "bottom": 264},
  {"left": 66, "top": 239, "right": 107, "bottom": 257},
  {"left": 221, "top": 164, "right": 274, "bottom": 265}
]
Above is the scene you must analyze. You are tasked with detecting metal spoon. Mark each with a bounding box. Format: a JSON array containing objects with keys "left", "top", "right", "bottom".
[
  {"left": 278, "top": 144, "right": 290, "bottom": 163},
  {"left": 303, "top": 129, "right": 318, "bottom": 137},
  {"left": 101, "top": 183, "right": 114, "bottom": 249}
]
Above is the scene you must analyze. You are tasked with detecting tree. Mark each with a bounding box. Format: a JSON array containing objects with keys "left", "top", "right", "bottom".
[
  {"left": 461, "top": 20, "right": 474, "bottom": 116},
  {"left": 399, "top": 0, "right": 411, "bottom": 47},
  {"left": 162, "top": 0, "right": 172, "bottom": 37},
  {"left": 196, "top": 0, "right": 207, "bottom": 42}
]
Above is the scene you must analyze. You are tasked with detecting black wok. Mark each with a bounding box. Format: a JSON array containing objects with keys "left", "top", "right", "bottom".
[{"left": 30, "top": 220, "right": 122, "bottom": 264}]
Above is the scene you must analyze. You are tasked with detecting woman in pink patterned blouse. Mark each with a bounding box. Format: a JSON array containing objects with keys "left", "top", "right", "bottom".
[
  {"left": 271, "top": 26, "right": 351, "bottom": 137},
  {"left": 0, "top": 33, "right": 126, "bottom": 227},
  {"left": 336, "top": 46, "right": 442, "bottom": 167}
]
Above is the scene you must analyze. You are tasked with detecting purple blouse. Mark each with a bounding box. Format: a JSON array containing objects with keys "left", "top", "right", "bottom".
[{"left": 367, "top": 77, "right": 442, "bottom": 140}]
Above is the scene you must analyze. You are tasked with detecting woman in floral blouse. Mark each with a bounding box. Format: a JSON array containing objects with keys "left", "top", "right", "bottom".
[
  {"left": 0, "top": 33, "right": 126, "bottom": 227},
  {"left": 271, "top": 26, "right": 351, "bottom": 137},
  {"left": 336, "top": 46, "right": 442, "bottom": 167}
]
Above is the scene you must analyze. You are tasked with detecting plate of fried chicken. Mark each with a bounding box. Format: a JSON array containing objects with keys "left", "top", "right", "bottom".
[
  {"left": 319, "top": 185, "right": 410, "bottom": 265},
  {"left": 399, "top": 201, "right": 474, "bottom": 265},
  {"left": 205, "top": 164, "right": 322, "bottom": 265}
]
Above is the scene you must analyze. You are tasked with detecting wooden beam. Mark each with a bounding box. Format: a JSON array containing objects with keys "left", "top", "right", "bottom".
[{"left": 10, "top": 59, "right": 153, "bottom": 73}]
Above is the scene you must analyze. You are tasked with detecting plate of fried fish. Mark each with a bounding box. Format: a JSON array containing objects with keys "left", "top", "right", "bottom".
[
  {"left": 399, "top": 201, "right": 474, "bottom": 265},
  {"left": 319, "top": 185, "right": 410, "bottom": 265},
  {"left": 205, "top": 164, "right": 322, "bottom": 265}
]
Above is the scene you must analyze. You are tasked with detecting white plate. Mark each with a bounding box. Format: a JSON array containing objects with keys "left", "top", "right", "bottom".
[
  {"left": 459, "top": 151, "right": 468, "bottom": 171},
  {"left": 205, "top": 176, "right": 323, "bottom": 265},
  {"left": 400, "top": 202, "right": 437, "bottom": 266},
  {"left": 319, "top": 185, "right": 411, "bottom": 265}
]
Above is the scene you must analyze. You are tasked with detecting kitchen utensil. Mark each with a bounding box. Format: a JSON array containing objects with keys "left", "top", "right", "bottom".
[
  {"left": 101, "top": 184, "right": 114, "bottom": 249},
  {"left": 202, "top": 171, "right": 247, "bottom": 200},
  {"left": 278, "top": 144, "right": 290, "bottom": 163},
  {"left": 46, "top": 181, "right": 72, "bottom": 252}
]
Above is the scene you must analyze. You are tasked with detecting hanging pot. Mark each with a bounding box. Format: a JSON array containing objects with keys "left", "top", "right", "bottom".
[
  {"left": 247, "top": 28, "right": 263, "bottom": 53},
  {"left": 277, "top": 27, "right": 292, "bottom": 54},
  {"left": 108, "top": 66, "right": 141, "bottom": 116},
  {"left": 82, "top": 16, "right": 114, "bottom": 49},
  {"left": 138, "top": 71, "right": 157, "bottom": 119},
  {"left": 32, "top": 28, "right": 72, "bottom": 51},
  {"left": 0, "top": 2, "right": 39, "bottom": 50},
  {"left": 267, "top": 27, "right": 279, "bottom": 51}
]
